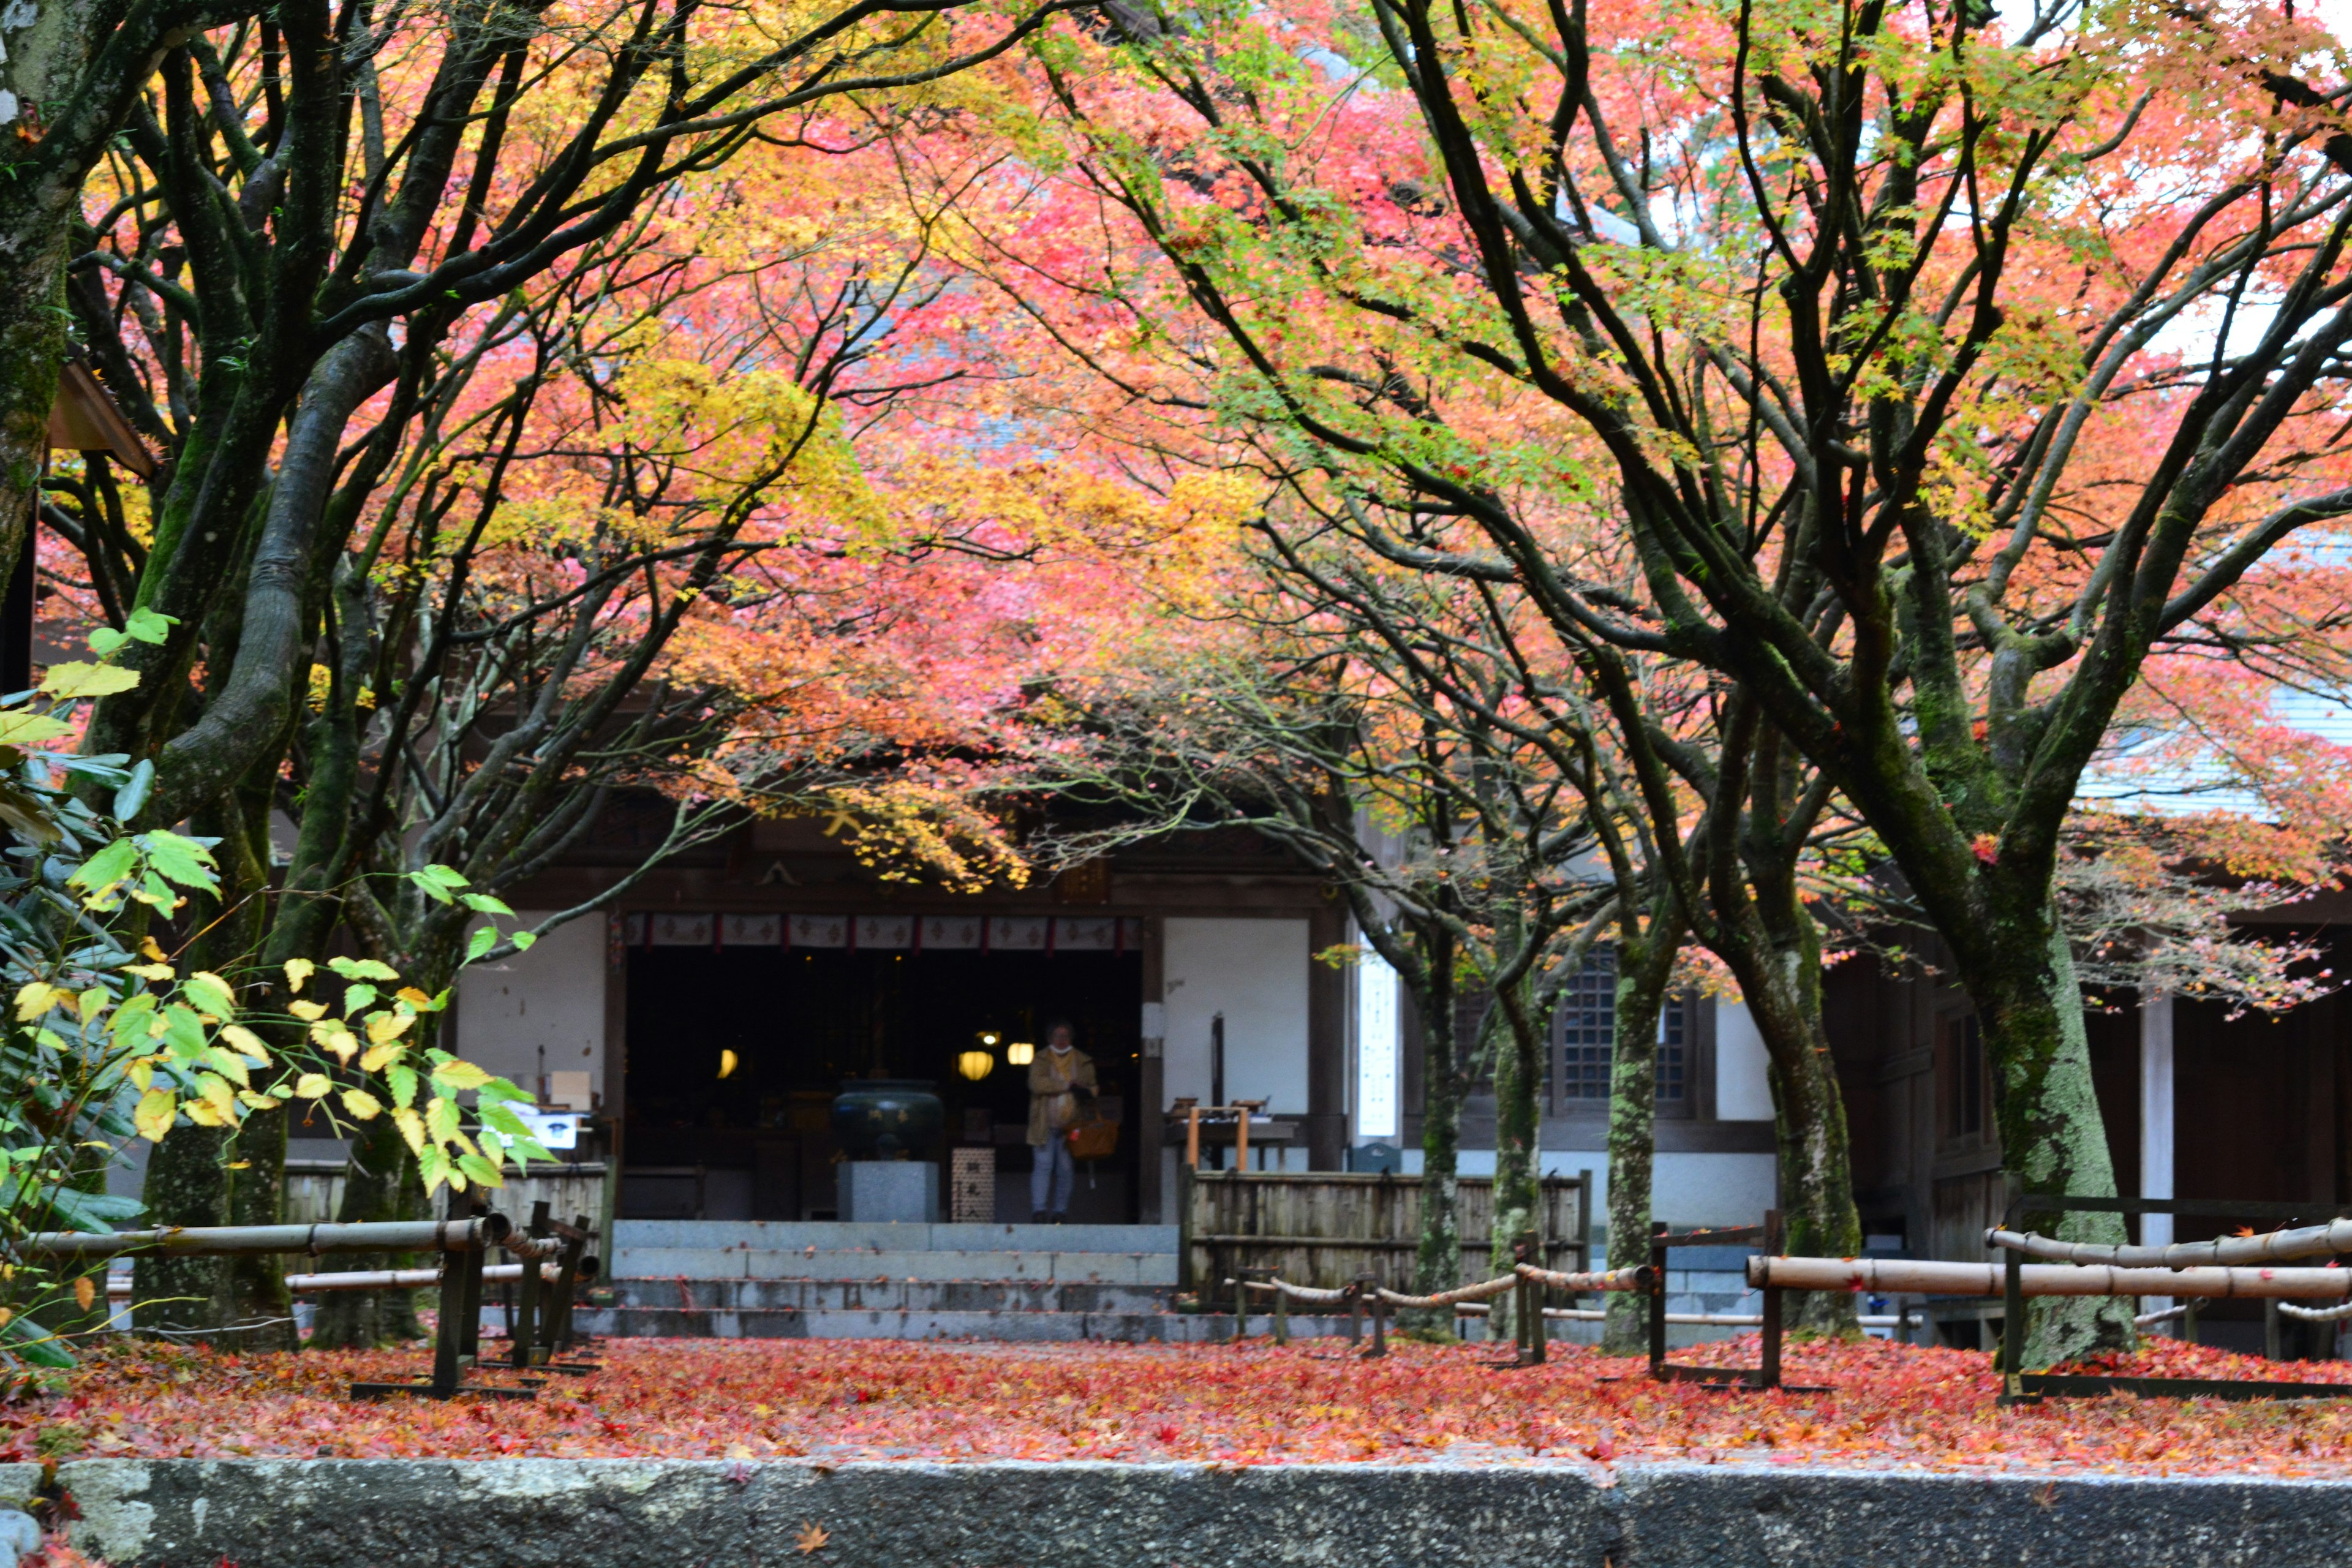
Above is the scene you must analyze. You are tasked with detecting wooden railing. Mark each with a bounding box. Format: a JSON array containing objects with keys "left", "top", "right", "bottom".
[{"left": 1180, "top": 1167, "right": 1591, "bottom": 1292}]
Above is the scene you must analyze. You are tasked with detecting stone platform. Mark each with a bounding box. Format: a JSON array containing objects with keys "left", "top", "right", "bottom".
[
  {"left": 19, "top": 1458, "right": 2344, "bottom": 1566},
  {"left": 587, "top": 1219, "right": 1202, "bottom": 1341}
]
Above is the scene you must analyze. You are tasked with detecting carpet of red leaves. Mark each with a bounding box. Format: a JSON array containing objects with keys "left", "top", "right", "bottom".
[{"left": 15, "top": 1334, "right": 2352, "bottom": 1476}]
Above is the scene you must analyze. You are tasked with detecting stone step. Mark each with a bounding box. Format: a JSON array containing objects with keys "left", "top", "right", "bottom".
[
  {"left": 603, "top": 1277, "right": 1178, "bottom": 1314},
  {"left": 611, "top": 1248, "right": 1177, "bottom": 1286},
  {"left": 573, "top": 1306, "right": 1358, "bottom": 1343},
  {"left": 614, "top": 1220, "right": 1177, "bottom": 1255}
]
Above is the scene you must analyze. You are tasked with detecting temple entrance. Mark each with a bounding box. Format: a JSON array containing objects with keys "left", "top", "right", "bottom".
[{"left": 620, "top": 943, "right": 1144, "bottom": 1222}]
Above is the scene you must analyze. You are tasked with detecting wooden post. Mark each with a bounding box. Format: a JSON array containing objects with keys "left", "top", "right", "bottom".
[
  {"left": 1234, "top": 1104, "right": 1250, "bottom": 1170},
  {"left": 429, "top": 1186, "right": 467, "bottom": 1396},
  {"left": 1233, "top": 1270, "right": 1250, "bottom": 1344},
  {"left": 1347, "top": 1278, "right": 1363, "bottom": 1345},
  {"left": 1575, "top": 1169, "right": 1594, "bottom": 1283},
  {"left": 1647, "top": 1221, "right": 1668, "bottom": 1379},
  {"left": 1273, "top": 1280, "right": 1290, "bottom": 1346},
  {"left": 454, "top": 1202, "right": 490, "bottom": 1363},
  {"left": 1365, "top": 1280, "right": 1387, "bottom": 1359},
  {"left": 1757, "top": 1208, "right": 1783, "bottom": 1390},
  {"left": 1186, "top": 1106, "right": 1202, "bottom": 1170},
  {"left": 545, "top": 1222, "right": 588, "bottom": 1354},
  {"left": 1999, "top": 1172, "right": 2025, "bottom": 1399},
  {"left": 511, "top": 1201, "right": 549, "bottom": 1370},
  {"left": 1515, "top": 1231, "right": 1545, "bottom": 1366},
  {"left": 2266, "top": 1297, "right": 2282, "bottom": 1362},
  {"left": 2185, "top": 1297, "right": 2200, "bottom": 1344}
]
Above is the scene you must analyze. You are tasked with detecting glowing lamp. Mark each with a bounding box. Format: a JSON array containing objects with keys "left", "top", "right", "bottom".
[
  {"left": 956, "top": 1049, "right": 995, "bottom": 1082},
  {"left": 1006, "top": 1041, "right": 1035, "bottom": 1066},
  {"left": 980, "top": 1031, "right": 1000, "bottom": 1046},
  {"left": 717, "top": 1049, "right": 740, "bottom": 1080}
]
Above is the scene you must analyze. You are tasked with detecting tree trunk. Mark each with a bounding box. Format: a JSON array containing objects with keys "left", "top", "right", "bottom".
[
  {"left": 1733, "top": 877, "right": 1862, "bottom": 1334},
  {"left": 1485, "top": 983, "right": 1543, "bottom": 1345},
  {"left": 307, "top": 1111, "right": 428, "bottom": 1348},
  {"left": 1977, "top": 907, "right": 2136, "bottom": 1366},
  {"left": 131, "top": 1123, "right": 231, "bottom": 1335},
  {"left": 1601, "top": 910, "right": 1680, "bottom": 1354},
  {"left": 1406, "top": 963, "right": 1462, "bottom": 1336}
]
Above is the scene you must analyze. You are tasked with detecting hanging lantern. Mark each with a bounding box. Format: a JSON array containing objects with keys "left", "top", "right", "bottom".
[
  {"left": 717, "top": 1049, "right": 740, "bottom": 1080},
  {"left": 1006, "top": 1041, "right": 1035, "bottom": 1066},
  {"left": 956, "top": 1049, "right": 995, "bottom": 1082}
]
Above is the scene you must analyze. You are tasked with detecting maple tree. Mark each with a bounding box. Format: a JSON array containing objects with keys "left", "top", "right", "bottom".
[
  {"left": 21, "top": 0, "right": 1116, "bottom": 1343},
  {"left": 938, "top": 0, "right": 2352, "bottom": 1366}
]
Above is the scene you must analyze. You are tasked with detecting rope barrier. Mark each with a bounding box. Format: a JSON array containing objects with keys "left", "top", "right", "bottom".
[
  {"left": 1512, "top": 1262, "right": 1653, "bottom": 1293},
  {"left": 1234, "top": 1262, "right": 1652, "bottom": 1311},
  {"left": 1986, "top": 1219, "right": 2352, "bottom": 1270},
  {"left": 2278, "top": 1300, "right": 2352, "bottom": 1323},
  {"left": 2133, "top": 1304, "right": 2187, "bottom": 1329},
  {"left": 1372, "top": 1276, "right": 1517, "bottom": 1308}
]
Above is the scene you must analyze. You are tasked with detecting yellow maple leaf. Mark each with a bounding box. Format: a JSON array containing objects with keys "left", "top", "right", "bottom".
[
  {"left": 288, "top": 1000, "right": 328, "bottom": 1021},
  {"left": 283, "top": 957, "right": 314, "bottom": 993},
  {"left": 794, "top": 1521, "right": 829, "bottom": 1556}
]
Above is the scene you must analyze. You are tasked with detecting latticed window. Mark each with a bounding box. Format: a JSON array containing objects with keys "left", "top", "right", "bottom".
[
  {"left": 1556, "top": 947, "right": 1687, "bottom": 1107},
  {"left": 1558, "top": 951, "right": 1616, "bottom": 1101}
]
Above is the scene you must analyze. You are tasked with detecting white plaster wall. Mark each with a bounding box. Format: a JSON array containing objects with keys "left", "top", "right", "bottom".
[
  {"left": 1714, "top": 998, "right": 1777, "bottom": 1121},
  {"left": 1400, "top": 1148, "right": 1777, "bottom": 1265},
  {"left": 1163, "top": 917, "right": 1311, "bottom": 1110},
  {"left": 451, "top": 912, "right": 606, "bottom": 1098}
]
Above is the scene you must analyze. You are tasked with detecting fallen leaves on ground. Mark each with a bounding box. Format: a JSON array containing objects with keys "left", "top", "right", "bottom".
[{"left": 15, "top": 1334, "right": 2352, "bottom": 1476}]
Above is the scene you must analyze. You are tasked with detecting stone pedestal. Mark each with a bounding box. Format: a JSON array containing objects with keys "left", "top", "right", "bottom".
[{"left": 840, "top": 1161, "right": 938, "bottom": 1223}]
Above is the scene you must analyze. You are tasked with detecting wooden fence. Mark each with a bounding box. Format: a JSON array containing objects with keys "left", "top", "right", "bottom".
[
  {"left": 1181, "top": 1169, "right": 1591, "bottom": 1292},
  {"left": 285, "top": 1160, "right": 612, "bottom": 1250}
]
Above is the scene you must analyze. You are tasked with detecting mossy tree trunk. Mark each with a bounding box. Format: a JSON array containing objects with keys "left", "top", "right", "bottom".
[{"left": 1600, "top": 899, "right": 1681, "bottom": 1355}]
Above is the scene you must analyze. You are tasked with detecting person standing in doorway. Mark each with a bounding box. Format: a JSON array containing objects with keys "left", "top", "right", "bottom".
[{"left": 1027, "top": 1020, "right": 1096, "bottom": 1223}]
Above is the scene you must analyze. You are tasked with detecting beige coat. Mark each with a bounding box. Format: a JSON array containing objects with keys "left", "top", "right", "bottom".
[{"left": 1027, "top": 1046, "right": 1098, "bottom": 1147}]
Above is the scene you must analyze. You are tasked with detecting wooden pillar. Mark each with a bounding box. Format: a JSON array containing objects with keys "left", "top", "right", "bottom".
[
  {"left": 2141, "top": 986, "right": 2175, "bottom": 1321},
  {"left": 1140, "top": 915, "right": 1167, "bottom": 1222}
]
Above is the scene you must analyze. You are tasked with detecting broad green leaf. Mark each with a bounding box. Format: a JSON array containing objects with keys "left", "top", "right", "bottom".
[
  {"left": 67, "top": 839, "right": 139, "bottom": 907},
  {"left": 388, "top": 1063, "right": 420, "bottom": 1109},
  {"left": 456, "top": 1153, "right": 503, "bottom": 1189},
  {"left": 133, "top": 1088, "right": 176, "bottom": 1141},
  {"left": 0, "top": 714, "right": 75, "bottom": 748},
  {"left": 111, "top": 758, "right": 153, "bottom": 821},
  {"left": 431, "top": 1059, "right": 491, "bottom": 1091},
  {"left": 459, "top": 892, "right": 514, "bottom": 916},
  {"left": 466, "top": 925, "right": 497, "bottom": 961},
  {"left": 40, "top": 662, "right": 141, "bottom": 699},
  {"left": 393, "top": 1106, "right": 428, "bottom": 1156},
  {"left": 122, "top": 606, "right": 177, "bottom": 646},
  {"left": 202, "top": 1046, "right": 252, "bottom": 1087},
  {"left": 184, "top": 970, "right": 236, "bottom": 1017},
  {"left": 511, "top": 930, "right": 537, "bottom": 952},
  {"left": 139, "top": 829, "right": 220, "bottom": 893},
  {"left": 219, "top": 1023, "right": 270, "bottom": 1063},
  {"left": 327, "top": 956, "right": 399, "bottom": 981}
]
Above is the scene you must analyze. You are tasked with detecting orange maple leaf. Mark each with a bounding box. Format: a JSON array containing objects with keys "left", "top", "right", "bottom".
[{"left": 795, "top": 1520, "right": 830, "bottom": 1556}]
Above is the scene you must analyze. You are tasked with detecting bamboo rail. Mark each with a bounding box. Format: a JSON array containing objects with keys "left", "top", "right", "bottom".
[
  {"left": 284, "top": 1259, "right": 598, "bottom": 1293},
  {"left": 21, "top": 1217, "right": 507, "bottom": 1259},
  {"left": 1985, "top": 1220, "right": 2352, "bottom": 1270},
  {"left": 1752, "top": 1254, "right": 2352, "bottom": 1300}
]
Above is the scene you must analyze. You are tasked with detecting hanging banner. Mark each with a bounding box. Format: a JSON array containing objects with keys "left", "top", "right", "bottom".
[
  {"left": 788, "top": 913, "right": 848, "bottom": 949},
  {"left": 648, "top": 912, "right": 714, "bottom": 948},
  {"left": 720, "top": 914, "right": 782, "bottom": 947},
  {"left": 987, "top": 915, "right": 1049, "bottom": 952},
  {"left": 919, "top": 914, "right": 984, "bottom": 950},
  {"left": 1054, "top": 916, "right": 1117, "bottom": 952},
  {"left": 855, "top": 914, "right": 913, "bottom": 950}
]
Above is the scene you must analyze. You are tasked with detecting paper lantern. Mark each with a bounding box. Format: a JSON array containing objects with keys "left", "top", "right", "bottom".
[
  {"left": 956, "top": 1049, "right": 995, "bottom": 1082},
  {"left": 717, "top": 1049, "right": 739, "bottom": 1080},
  {"left": 1006, "top": 1041, "right": 1035, "bottom": 1066}
]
